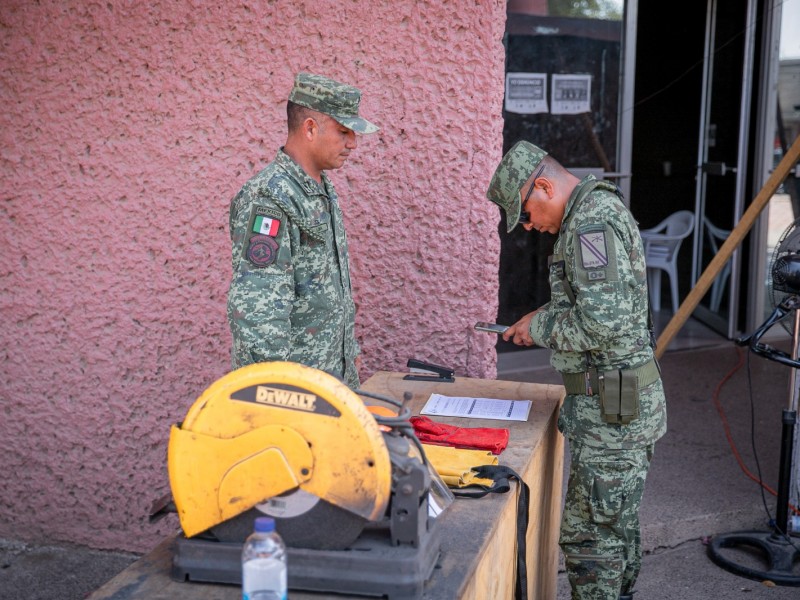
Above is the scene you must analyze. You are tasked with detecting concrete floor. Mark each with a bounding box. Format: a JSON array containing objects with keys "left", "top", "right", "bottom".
[
  {"left": 2, "top": 316, "right": 799, "bottom": 599},
  {"left": 0, "top": 540, "right": 136, "bottom": 600},
  {"left": 497, "top": 314, "right": 800, "bottom": 599}
]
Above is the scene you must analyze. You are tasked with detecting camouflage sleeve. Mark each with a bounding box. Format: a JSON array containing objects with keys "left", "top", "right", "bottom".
[
  {"left": 227, "top": 186, "right": 296, "bottom": 367},
  {"left": 530, "top": 201, "right": 641, "bottom": 353}
]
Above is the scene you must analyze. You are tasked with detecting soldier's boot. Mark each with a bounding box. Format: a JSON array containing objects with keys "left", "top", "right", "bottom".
[{"left": 619, "top": 593, "right": 635, "bottom": 600}]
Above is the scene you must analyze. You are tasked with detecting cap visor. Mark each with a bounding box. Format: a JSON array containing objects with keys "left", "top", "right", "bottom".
[
  {"left": 505, "top": 196, "right": 521, "bottom": 233},
  {"left": 336, "top": 116, "right": 379, "bottom": 134}
]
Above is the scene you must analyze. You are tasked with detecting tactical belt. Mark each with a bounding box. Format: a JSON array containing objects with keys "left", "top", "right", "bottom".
[{"left": 561, "top": 358, "right": 661, "bottom": 396}]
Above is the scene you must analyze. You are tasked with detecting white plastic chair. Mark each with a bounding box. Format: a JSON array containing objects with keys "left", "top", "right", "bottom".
[
  {"left": 704, "top": 217, "right": 731, "bottom": 312},
  {"left": 640, "top": 211, "right": 695, "bottom": 312}
]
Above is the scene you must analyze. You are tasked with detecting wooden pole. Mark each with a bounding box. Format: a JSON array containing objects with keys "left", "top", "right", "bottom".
[{"left": 655, "top": 134, "right": 800, "bottom": 359}]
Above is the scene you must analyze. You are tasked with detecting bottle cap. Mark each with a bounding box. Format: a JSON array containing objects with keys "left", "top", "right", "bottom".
[{"left": 254, "top": 516, "right": 276, "bottom": 533}]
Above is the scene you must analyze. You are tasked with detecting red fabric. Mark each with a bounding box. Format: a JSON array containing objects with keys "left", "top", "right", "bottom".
[{"left": 410, "top": 416, "right": 509, "bottom": 455}]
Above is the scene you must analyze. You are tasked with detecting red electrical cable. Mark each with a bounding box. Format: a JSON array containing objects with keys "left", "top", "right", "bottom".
[{"left": 712, "top": 345, "right": 800, "bottom": 516}]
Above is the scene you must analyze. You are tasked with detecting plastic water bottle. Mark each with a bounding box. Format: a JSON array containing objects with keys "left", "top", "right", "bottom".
[{"left": 241, "top": 516, "right": 287, "bottom": 600}]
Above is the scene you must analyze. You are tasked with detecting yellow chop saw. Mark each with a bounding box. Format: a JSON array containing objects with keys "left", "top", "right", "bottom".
[{"left": 164, "top": 361, "right": 447, "bottom": 599}]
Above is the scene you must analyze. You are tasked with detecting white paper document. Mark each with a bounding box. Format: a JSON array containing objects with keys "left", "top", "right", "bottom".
[
  {"left": 420, "top": 393, "right": 532, "bottom": 422},
  {"left": 505, "top": 72, "right": 549, "bottom": 114},
  {"left": 551, "top": 74, "right": 592, "bottom": 115}
]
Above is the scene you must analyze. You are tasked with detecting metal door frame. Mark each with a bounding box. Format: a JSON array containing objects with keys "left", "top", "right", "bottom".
[
  {"left": 616, "top": 0, "right": 638, "bottom": 205},
  {"left": 691, "top": 0, "right": 758, "bottom": 339},
  {"left": 747, "top": 0, "right": 787, "bottom": 335}
]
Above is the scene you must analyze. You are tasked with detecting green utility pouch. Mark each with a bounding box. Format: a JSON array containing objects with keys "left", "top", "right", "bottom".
[{"left": 599, "top": 369, "right": 640, "bottom": 424}]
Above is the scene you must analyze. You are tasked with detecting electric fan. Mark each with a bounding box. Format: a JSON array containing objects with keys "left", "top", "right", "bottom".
[
  {"left": 706, "top": 218, "right": 800, "bottom": 585},
  {"left": 770, "top": 219, "right": 800, "bottom": 335}
]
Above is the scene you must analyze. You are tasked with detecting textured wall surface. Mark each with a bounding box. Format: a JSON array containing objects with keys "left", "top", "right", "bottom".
[{"left": 0, "top": 1, "right": 506, "bottom": 551}]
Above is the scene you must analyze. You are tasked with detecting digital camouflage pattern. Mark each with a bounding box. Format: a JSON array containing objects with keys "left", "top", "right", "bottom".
[
  {"left": 288, "top": 72, "right": 379, "bottom": 134},
  {"left": 485, "top": 140, "right": 547, "bottom": 232},
  {"left": 560, "top": 443, "right": 654, "bottom": 597},
  {"left": 526, "top": 176, "right": 667, "bottom": 598},
  {"left": 529, "top": 176, "right": 667, "bottom": 448},
  {"left": 226, "top": 149, "right": 360, "bottom": 388}
]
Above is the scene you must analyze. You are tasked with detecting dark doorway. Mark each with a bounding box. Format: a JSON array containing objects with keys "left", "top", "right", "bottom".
[
  {"left": 631, "top": 0, "right": 759, "bottom": 338},
  {"left": 627, "top": 2, "right": 707, "bottom": 312}
]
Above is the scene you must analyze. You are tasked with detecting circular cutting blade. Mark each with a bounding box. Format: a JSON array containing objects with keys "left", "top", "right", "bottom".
[
  {"left": 170, "top": 362, "right": 393, "bottom": 540},
  {"left": 209, "top": 489, "right": 367, "bottom": 550}
]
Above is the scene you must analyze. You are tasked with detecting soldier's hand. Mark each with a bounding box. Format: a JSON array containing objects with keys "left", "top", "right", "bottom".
[{"left": 503, "top": 311, "right": 537, "bottom": 346}]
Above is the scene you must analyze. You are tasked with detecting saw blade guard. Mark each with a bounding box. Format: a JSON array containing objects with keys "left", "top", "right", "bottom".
[{"left": 168, "top": 361, "right": 392, "bottom": 538}]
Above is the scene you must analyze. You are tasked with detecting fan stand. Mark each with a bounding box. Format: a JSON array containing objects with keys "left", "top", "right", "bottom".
[{"left": 707, "top": 303, "right": 800, "bottom": 585}]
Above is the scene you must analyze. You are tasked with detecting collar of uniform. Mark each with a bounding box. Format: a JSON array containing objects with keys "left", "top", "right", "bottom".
[
  {"left": 560, "top": 174, "right": 596, "bottom": 235},
  {"left": 276, "top": 148, "right": 330, "bottom": 197}
]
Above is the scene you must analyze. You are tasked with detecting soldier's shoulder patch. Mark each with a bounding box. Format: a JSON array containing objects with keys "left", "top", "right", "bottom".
[
  {"left": 577, "top": 226, "right": 609, "bottom": 269},
  {"left": 251, "top": 205, "right": 283, "bottom": 237},
  {"left": 246, "top": 234, "right": 279, "bottom": 267},
  {"left": 587, "top": 269, "right": 607, "bottom": 281}
]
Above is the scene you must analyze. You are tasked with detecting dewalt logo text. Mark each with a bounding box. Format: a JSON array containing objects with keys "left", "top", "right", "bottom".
[{"left": 255, "top": 386, "right": 317, "bottom": 411}]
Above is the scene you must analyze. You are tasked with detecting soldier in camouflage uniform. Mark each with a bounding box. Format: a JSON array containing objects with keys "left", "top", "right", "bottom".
[
  {"left": 486, "top": 142, "right": 667, "bottom": 600},
  {"left": 226, "top": 73, "right": 379, "bottom": 389}
]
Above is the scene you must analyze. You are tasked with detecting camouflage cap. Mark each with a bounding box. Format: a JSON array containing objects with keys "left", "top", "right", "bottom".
[
  {"left": 288, "top": 72, "right": 379, "bottom": 134},
  {"left": 486, "top": 141, "right": 548, "bottom": 232}
]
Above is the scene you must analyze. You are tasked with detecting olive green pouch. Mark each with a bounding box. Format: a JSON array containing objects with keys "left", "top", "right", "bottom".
[
  {"left": 599, "top": 370, "right": 640, "bottom": 424},
  {"left": 599, "top": 372, "right": 619, "bottom": 423},
  {"left": 619, "top": 369, "right": 640, "bottom": 424}
]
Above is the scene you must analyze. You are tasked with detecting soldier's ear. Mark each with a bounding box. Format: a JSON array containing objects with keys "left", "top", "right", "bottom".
[
  {"left": 302, "top": 117, "right": 318, "bottom": 141},
  {"left": 536, "top": 176, "right": 555, "bottom": 199}
]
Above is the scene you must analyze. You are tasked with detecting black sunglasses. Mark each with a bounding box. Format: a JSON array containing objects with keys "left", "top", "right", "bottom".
[{"left": 518, "top": 163, "right": 545, "bottom": 225}]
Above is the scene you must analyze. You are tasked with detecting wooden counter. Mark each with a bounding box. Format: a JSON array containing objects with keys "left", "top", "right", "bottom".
[{"left": 88, "top": 372, "right": 564, "bottom": 600}]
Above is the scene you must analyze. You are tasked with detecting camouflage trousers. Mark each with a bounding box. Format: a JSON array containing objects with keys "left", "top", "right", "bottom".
[{"left": 560, "top": 441, "right": 655, "bottom": 599}]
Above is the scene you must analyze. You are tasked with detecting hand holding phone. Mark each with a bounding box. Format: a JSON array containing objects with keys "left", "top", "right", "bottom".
[{"left": 474, "top": 321, "right": 509, "bottom": 335}]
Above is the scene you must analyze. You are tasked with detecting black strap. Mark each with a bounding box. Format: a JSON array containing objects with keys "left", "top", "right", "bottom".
[
  {"left": 552, "top": 259, "right": 576, "bottom": 305},
  {"left": 647, "top": 286, "right": 658, "bottom": 352},
  {"left": 451, "top": 465, "right": 530, "bottom": 600}
]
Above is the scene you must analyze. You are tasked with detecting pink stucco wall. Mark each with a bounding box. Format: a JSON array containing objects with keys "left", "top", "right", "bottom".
[{"left": 0, "top": 1, "right": 506, "bottom": 552}]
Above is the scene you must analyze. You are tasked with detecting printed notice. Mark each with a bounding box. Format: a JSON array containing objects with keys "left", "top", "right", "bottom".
[
  {"left": 551, "top": 74, "right": 591, "bottom": 114},
  {"left": 420, "top": 393, "right": 532, "bottom": 422},
  {"left": 505, "top": 72, "right": 548, "bottom": 114}
]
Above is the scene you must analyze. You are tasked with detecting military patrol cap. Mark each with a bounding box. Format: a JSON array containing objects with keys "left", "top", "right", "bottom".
[
  {"left": 486, "top": 141, "right": 548, "bottom": 232},
  {"left": 288, "top": 72, "right": 379, "bottom": 134}
]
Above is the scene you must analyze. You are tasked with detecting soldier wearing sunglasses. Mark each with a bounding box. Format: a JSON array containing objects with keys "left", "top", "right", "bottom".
[{"left": 486, "top": 141, "right": 666, "bottom": 600}]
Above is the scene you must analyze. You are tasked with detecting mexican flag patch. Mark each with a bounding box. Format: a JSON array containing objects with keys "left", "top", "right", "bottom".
[{"left": 253, "top": 215, "right": 281, "bottom": 237}]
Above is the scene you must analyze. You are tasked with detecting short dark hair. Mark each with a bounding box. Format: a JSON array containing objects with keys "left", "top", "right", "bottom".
[
  {"left": 537, "top": 155, "right": 554, "bottom": 179},
  {"left": 287, "top": 101, "right": 315, "bottom": 133}
]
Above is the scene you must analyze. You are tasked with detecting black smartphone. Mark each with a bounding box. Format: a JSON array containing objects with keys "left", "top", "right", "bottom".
[{"left": 474, "top": 321, "right": 509, "bottom": 335}]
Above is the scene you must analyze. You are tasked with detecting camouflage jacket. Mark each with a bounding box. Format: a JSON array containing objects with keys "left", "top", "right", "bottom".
[
  {"left": 529, "top": 176, "right": 666, "bottom": 447},
  {"left": 226, "top": 149, "right": 359, "bottom": 388}
]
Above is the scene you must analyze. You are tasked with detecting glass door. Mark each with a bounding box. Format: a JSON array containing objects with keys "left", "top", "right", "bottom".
[
  {"left": 691, "top": 0, "right": 757, "bottom": 339},
  {"left": 750, "top": 0, "right": 800, "bottom": 333},
  {"left": 749, "top": 0, "right": 800, "bottom": 516}
]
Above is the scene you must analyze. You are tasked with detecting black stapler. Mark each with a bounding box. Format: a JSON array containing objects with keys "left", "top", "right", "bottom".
[{"left": 403, "top": 358, "right": 455, "bottom": 382}]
